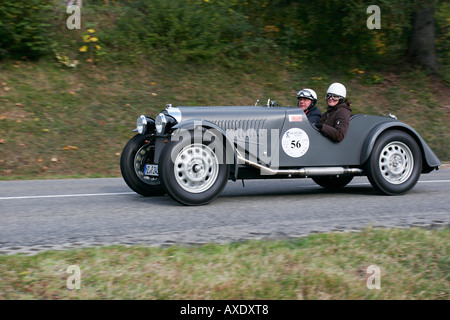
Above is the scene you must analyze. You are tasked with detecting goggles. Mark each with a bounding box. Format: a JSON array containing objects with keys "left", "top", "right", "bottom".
[
  {"left": 326, "top": 93, "right": 341, "bottom": 101},
  {"left": 297, "top": 90, "right": 314, "bottom": 100}
]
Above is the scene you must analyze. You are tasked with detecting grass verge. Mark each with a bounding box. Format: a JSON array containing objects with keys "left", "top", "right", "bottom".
[{"left": 1, "top": 227, "right": 448, "bottom": 300}]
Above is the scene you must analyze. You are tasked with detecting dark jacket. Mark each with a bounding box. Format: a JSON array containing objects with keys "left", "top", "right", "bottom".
[
  {"left": 320, "top": 101, "right": 352, "bottom": 142},
  {"left": 304, "top": 105, "right": 322, "bottom": 124}
]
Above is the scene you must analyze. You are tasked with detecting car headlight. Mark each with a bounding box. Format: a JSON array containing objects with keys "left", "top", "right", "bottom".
[
  {"left": 155, "top": 113, "right": 167, "bottom": 134},
  {"left": 136, "top": 115, "right": 155, "bottom": 134},
  {"left": 136, "top": 115, "right": 147, "bottom": 134}
]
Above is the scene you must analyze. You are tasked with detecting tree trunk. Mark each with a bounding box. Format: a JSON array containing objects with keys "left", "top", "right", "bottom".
[{"left": 407, "top": 0, "right": 439, "bottom": 71}]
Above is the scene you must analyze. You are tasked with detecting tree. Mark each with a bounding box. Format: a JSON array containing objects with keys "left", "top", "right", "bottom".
[{"left": 407, "top": 0, "right": 440, "bottom": 71}]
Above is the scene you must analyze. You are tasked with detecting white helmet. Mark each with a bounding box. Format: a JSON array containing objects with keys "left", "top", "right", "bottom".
[
  {"left": 297, "top": 88, "right": 317, "bottom": 104},
  {"left": 326, "top": 83, "right": 346, "bottom": 99}
]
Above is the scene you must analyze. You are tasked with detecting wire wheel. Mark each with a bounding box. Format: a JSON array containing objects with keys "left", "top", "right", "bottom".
[{"left": 134, "top": 143, "right": 160, "bottom": 185}]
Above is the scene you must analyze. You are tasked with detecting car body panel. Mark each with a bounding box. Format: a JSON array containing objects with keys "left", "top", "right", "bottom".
[{"left": 166, "top": 106, "right": 441, "bottom": 170}]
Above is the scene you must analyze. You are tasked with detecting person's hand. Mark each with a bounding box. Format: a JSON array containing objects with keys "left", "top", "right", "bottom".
[{"left": 314, "top": 123, "right": 323, "bottom": 130}]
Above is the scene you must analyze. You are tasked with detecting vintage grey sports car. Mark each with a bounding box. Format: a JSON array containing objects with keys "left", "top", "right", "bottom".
[{"left": 120, "top": 100, "right": 441, "bottom": 205}]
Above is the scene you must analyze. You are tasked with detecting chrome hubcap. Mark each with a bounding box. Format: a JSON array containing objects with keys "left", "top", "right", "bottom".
[
  {"left": 379, "top": 141, "right": 413, "bottom": 184},
  {"left": 174, "top": 144, "right": 219, "bottom": 193}
]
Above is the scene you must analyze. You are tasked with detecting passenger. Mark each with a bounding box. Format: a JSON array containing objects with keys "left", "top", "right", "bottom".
[
  {"left": 314, "top": 83, "right": 352, "bottom": 142},
  {"left": 296, "top": 88, "right": 322, "bottom": 124}
]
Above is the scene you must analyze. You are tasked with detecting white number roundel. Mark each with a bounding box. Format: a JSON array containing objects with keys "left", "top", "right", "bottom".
[{"left": 281, "top": 128, "right": 310, "bottom": 158}]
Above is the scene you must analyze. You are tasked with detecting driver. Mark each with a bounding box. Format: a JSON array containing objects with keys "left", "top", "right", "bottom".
[{"left": 296, "top": 88, "right": 322, "bottom": 124}]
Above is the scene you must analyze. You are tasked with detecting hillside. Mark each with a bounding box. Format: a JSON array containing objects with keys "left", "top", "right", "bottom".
[
  {"left": 0, "top": 58, "right": 448, "bottom": 180},
  {"left": 0, "top": 0, "right": 449, "bottom": 179}
]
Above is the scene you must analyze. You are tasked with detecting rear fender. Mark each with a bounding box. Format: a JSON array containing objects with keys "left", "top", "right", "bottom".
[{"left": 361, "top": 122, "right": 441, "bottom": 173}]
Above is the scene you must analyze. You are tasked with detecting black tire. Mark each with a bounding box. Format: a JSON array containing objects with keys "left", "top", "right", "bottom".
[
  {"left": 312, "top": 175, "right": 354, "bottom": 189},
  {"left": 158, "top": 132, "right": 230, "bottom": 206},
  {"left": 365, "top": 130, "right": 422, "bottom": 195},
  {"left": 120, "top": 134, "right": 165, "bottom": 196}
]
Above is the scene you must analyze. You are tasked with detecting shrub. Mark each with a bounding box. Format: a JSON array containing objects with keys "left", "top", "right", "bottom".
[
  {"left": 0, "top": 0, "right": 55, "bottom": 59},
  {"left": 101, "top": 0, "right": 264, "bottom": 64}
]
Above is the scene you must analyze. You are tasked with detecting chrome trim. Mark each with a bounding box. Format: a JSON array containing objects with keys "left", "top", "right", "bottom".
[
  {"left": 389, "top": 113, "right": 397, "bottom": 119},
  {"left": 236, "top": 150, "right": 363, "bottom": 176},
  {"left": 136, "top": 115, "right": 147, "bottom": 134},
  {"left": 155, "top": 113, "right": 167, "bottom": 134},
  {"left": 166, "top": 106, "right": 182, "bottom": 123}
]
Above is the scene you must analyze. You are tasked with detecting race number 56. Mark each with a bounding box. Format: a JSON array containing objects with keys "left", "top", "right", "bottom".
[
  {"left": 282, "top": 128, "right": 310, "bottom": 158},
  {"left": 291, "top": 140, "right": 302, "bottom": 149}
]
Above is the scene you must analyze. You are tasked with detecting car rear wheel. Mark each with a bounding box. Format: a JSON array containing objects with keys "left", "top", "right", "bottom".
[
  {"left": 365, "top": 130, "right": 422, "bottom": 195},
  {"left": 120, "top": 135, "right": 165, "bottom": 196},
  {"left": 159, "top": 133, "right": 229, "bottom": 205},
  {"left": 312, "top": 175, "right": 354, "bottom": 189}
]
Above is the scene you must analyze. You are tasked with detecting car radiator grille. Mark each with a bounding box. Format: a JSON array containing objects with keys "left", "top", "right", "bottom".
[{"left": 213, "top": 119, "right": 266, "bottom": 137}]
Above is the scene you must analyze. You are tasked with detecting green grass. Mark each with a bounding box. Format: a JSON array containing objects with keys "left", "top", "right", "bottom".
[
  {"left": 0, "top": 227, "right": 448, "bottom": 300},
  {"left": 0, "top": 58, "right": 448, "bottom": 180}
]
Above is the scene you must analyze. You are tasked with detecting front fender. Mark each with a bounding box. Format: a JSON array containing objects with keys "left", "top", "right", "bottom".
[
  {"left": 172, "top": 119, "right": 239, "bottom": 181},
  {"left": 361, "top": 121, "right": 441, "bottom": 172}
]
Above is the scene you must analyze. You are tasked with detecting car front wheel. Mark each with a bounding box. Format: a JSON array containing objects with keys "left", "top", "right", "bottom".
[
  {"left": 158, "top": 134, "right": 229, "bottom": 205},
  {"left": 365, "top": 130, "right": 422, "bottom": 195}
]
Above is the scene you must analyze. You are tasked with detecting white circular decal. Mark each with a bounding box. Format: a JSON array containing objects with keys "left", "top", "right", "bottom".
[{"left": 281, "top": 128, "right": 310, "bottom": 158}]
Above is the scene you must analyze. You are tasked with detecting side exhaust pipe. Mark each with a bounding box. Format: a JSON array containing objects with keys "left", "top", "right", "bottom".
[{"left": 237, "top": 152, "right": 363, "bottom": 177}]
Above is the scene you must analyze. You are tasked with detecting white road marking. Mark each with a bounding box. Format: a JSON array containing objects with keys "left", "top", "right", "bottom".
[
  {"left": 0, "top": 192, "right": 135, "bottom": 200},
  {"left": 415, "top": 180, "right": 450, "bottom": 183},
  {"left": 350, "top": 180, "right": 450, "bottom": 186},
  {"left": 0, "top": 180, "right": 449, "bottom": 201}
]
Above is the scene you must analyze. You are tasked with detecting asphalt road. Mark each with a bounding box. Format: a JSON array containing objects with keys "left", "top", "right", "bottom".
[{"left": 1, "top": 168, "right": 449, "bottom": 255}]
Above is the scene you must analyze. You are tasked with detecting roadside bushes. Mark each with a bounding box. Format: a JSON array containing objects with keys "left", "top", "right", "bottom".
[
  {"left": 0, "top": 0, "right": 55, "bottom": 59},
  {"left": 104, "top": 0, "right": 265, "bottom": 64},
  {"left": 0, "top": 0, "right": 447, "bottom": 72}
]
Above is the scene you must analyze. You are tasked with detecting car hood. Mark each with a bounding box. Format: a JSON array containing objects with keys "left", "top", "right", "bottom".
[{"left": 167, "top": 106, "right": 289, "bottom": 132}]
